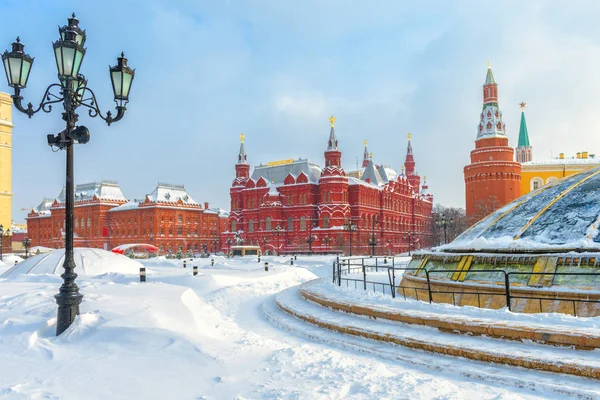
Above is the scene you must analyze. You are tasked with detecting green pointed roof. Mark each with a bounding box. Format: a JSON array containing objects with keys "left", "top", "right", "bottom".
[
  {"left": 518, "top": 109, "right": 530, "bottom": 147},
  {"left": 485, "top": 66, "right": 496, "bottom": 85}
]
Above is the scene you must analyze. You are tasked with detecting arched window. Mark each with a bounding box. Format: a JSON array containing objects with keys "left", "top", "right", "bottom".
[
  {"left": 248, "top": 219, "right": 254, "bottom": 233},
  {"left": 178, "top": 214, "right": 183, "bottom": 223},
  {"left": 300, "top": 216, "right": 306, "bottom": 231},
  {"left": 265, "top": 217, "right": 272, "bottom": 231},
  {"left": 231, "top": 220, "right": 236, "bottom": 232},
  {"left": 177, "top": 228, "right": 182, "bottom": 235},
  {"left": 323, "top": 215, "right": 330, "bottom": 229},
  {"left": 530, "top": 177, "right": 544, "bottom": 191},
  {"left": 288, "top": 217, "right": 293, "bottom": 231}
]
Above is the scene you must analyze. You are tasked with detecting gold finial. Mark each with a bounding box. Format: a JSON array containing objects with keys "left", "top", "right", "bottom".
[
  {"left": 369, "top": 152, "right": 373, "bottom": 159},
  {"left": 488, "top": 60, "right": 491, "bottom": 68},
  {"left": 364, "top": 139, "right": 368, "bottom": 147},
  {"left": 424, "top": 175, "right": 427, "bottom": 181},
  {"left": 240, "top": 133, "right": 245, "bottom": 143},
  {"left": 407, "top": 133, "right": 411, "bottom": 141},
  {"left": 519, "top": 101, "right": 526, "bottom": 112},
  {"left": 329, "top": 115, "right": 336, "bottom": 127},
  {"left": 401, "top": 165, "right": 405, "bottom": 171}
]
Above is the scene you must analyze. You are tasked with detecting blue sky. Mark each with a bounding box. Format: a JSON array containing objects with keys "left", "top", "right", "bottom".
[{"left": 2, "top": 0, "right": 600, "bottom": 222}]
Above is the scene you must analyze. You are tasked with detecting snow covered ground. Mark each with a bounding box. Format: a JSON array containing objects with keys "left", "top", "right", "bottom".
[{"left": 0, "top": 254, "right": 594, "bottom": 399}]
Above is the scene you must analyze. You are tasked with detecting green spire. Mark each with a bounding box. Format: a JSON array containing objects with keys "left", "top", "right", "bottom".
[
  {"left": 485, "top": 61, "right": 495, "bottom": 84},
  {"left": 517, "top": 103, "right": 530, "bottom": 147}
]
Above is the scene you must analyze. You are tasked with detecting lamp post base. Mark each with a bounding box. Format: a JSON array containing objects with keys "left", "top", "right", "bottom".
[{"left": 55, "top": 290, "right": 83, "bottom": 335}]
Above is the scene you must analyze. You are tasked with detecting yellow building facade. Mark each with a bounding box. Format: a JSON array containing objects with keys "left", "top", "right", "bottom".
[
  {"left": 521, "top": 152, "right": 600, "bottom": 194},
  {"left": 0, "top": 92, "right": 13, "bottom": 231}
]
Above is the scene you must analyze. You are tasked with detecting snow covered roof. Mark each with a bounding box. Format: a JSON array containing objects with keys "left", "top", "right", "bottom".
[
  {"left": 33, "top": 198, "right": 54, "bottom": 213},
  {"left": 108, "top": 201, "right": 140, "bottom": 212},
  {"left": 522, "top": 157, "right": 600, "bottom": 166},
  {"left": 57, "top": 180, "right": 127, "bottom": 203},
  {"left": 378, "top": 165, "right": 398, "bottom": 183},
  {"left": 252, "top": 159, "right": 322, "bottom": 185},
  {"left": 361, "top": 160, "right": 384, "bottom": 186},
  {"left": 443, "top": 167, "right": 600, "bottom": 252},
  {"left": 1, "top": 248, "right": 143, "bottom": 278},
  {"left": 146, "top": 183, "right": 197, "bottom": 205}
]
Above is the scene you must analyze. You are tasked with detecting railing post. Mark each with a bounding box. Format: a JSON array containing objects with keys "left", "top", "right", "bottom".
[
  {"left": 425, "top": 269, "right": 433, "bottom": 303},
  {"left": 504, "top": 272, "right": 511, "bottom": 311},
  {"left": 375, "top": 257, "right": 378, "bottom": 272},
  {"left": 362, "top": 259, "right": 366, "bottom": 290},
  {"left": 337, "top": 257, "right": 341, "bottom": 286},
  {"left": 332, "top": 260, "right": 336, "bottom": 283}
]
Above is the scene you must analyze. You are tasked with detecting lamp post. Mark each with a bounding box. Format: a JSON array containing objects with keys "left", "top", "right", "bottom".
[
  {"left": 323, "top": 235, "right": 331, "bottom": 253},
  {"left": 22, "top": 237, "right": 31, "bottom": 258},
  {"left": 368, "top": 216, "right": 379, "bottom": 257},
  {"left": 404, "top": 231, "right": 414, "bottom": 256},
  {"left": 0, "top": 225, "right": 6, "bottom": 260},
  {"left": 343, "top": 219, "right": 357, "bottom": 256},
  {"left": 275, "top": 225, "right": 283, "bottom": 256},
  {"left": 306, "top": 234, "right": 316, "bottom": 254},
  {"left": 436, "top": 216, "right": 455, "bottom": 245},
  {"left": 3, "top": 14, "right": 135, "bottom": 336},
  {"left": 226, "top": 238, "right": 232, "bottom": 255}
]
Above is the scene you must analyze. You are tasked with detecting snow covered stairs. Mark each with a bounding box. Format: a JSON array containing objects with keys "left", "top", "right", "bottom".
[{"left": 268, "top": 278, "right": 600, "bottom": 381}]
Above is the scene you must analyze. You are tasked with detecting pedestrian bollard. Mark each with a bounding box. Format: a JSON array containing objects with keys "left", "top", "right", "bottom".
[
  {"left": 140, "top": 267, "right": 146, "bottom": 282},
  {"left": 265, "top": 262, "right": 269, "bottom": 271},
  {"left": 384, "top": 257, "right": 388, "bottom": 264},
  {"left": 290, "top": 257, "right": 294, "bottom": 265},
  {"left": 15, "top": 260, "right": 18, "bottom": 265},
  {"left": 193, "top": 266, "right": 198, "bottom": 276},
  {"left": 258, "top": 255, "right": 261, "bottom": 263},
  {"left": 211, "top": 258, "right": 214, "bottom": 266},
  {"left": 294, "top": 255, "right": 297, "bottom": 260},
  {"left": 183, "top": 260, "right": 187, "bottom": 268}
]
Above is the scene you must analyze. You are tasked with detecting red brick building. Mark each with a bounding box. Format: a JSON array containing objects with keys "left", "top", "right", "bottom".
[
  {"left": 26, "top": 181, "right": 228, "bottom": 254},
  {"left": 223, "top": 118, "right": 434, "bottom": 255},
  {"left": 464, "top": 65, "right": 521, "bottom": 224}
]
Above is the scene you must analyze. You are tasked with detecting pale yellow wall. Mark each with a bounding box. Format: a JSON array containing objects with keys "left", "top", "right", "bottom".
[
  {"left": 521, "top": 162, "right": 600, "bottom": 194},
  {"left": 0, "top": 92, "right": 13, "bottom": 230}
]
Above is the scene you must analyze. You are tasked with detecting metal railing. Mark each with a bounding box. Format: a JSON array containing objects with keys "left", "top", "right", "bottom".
[{"left": 332, "top": 258, "right": 600, "bottom": 316}]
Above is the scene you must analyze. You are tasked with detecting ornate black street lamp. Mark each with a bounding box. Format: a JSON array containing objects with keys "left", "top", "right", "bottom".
[
  {"left": 323, "top": 235, "right": 331, "bottom": 253},
  {"left": 404, "top": 231, "right": 415, "bottom": 256},
  {"left": 0, "top": 225, "right": 9, "bottom": 260},
  {"left": 275, "top": 225, "right": 283, "bottom": 255},
  {"left": 3, "top": 14, "right": 135, "bottom": 336},
  {"left": 436, "top": 216, "right": 455, "bottom": 244},
  {"left": 306, "top": 234, "right": 317, "bottom": 253},
  {"left": 226, "top": 238, "right": 232, "bottom": 254},
  {"left": 22, "top": 237, "right": 31, "bottom": 258},
  {"left": 343, "top": 219, "right": 357, "bottom": 256},
  {"left": 368, "top": 216, "right": 379, "bottom": 257}
]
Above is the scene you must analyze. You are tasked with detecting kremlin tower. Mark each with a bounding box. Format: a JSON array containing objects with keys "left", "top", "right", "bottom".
[
  {"left": 318, "top": 115, "right": 350, "bottom": 228},
  {"left": 404, "top": 134, "right": 421, "bottom": 190},
  {"left": 464, "top": 63, "right": 521, "bottom": 223},
  {"left": 515, "top": 102, "right": 532, "bottom": 163}
]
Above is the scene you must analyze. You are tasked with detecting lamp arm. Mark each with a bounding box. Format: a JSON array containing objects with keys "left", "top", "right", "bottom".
[
  {"left": 12, "top": 84, "right": 64, "bottom": 118},
  {"left": 79, "top": 86, "right": 126, "bottom": 126}
]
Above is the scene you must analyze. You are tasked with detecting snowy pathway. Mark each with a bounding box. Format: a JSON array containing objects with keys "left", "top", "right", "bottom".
[{"left": 0, "top": 255, "right": 595, "bottom": 399}]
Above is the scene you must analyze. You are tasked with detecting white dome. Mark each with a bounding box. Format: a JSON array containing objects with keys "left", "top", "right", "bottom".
[{"left": 1, "top": 248, "right": 143, "bottom": 279}]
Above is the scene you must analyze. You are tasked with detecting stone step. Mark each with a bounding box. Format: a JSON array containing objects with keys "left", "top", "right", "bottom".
[
  {"left": 275, "top": 283, "right": 600, "bottom": 380},
  {"left": 308, "top": 278, "right": 600, "bottom": 349}
]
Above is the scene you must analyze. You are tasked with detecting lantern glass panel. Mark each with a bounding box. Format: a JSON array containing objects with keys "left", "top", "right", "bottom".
[
  {"left": 54, "top": 46, "right": 64, "bottom": 76},
  {"left": 111, "top": 70, "right": 122, "bottom": 97},
  {"left": 121, "top": 71, "right": 133, "bottom": 98},
  {"left": 72, "top": 49, "right": 84, "bottom": 77},
  {"left": 61, "top": 47, "right": 75, "bottom": 76},
  {"left": 2, "top": 57, "right": 10, "bottom": 85},
  {"left": 8, "top": 57, "right": 21, "bottom": 86},
  {"left": 20, "top": 58, "right": 31, "bottom": 86}
]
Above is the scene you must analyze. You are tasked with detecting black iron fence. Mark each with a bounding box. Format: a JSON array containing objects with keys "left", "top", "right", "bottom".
[{"left": 332, "top": 257, "right": 600, "bottom": 316}]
